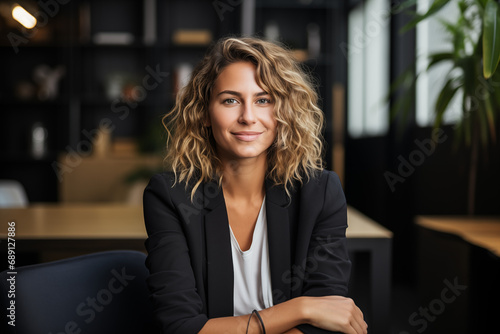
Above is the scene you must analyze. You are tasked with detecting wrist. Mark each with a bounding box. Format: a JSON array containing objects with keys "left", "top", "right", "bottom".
[{"left": 295, "top": 296, "right": 313, "bottom": 325}]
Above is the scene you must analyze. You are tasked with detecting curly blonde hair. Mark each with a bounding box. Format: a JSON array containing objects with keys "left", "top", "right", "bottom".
[{"left": 163, "top": 36, "right": 325, "bottom": 198}]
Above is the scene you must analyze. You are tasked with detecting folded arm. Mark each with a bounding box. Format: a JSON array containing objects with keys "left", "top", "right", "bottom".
[{"left": 199, "top": 295, "right": 365, "bottom": 334}]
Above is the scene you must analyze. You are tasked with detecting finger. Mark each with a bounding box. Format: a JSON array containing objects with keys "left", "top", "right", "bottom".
[
  {"left": 353, "top": 305, "right": 366, "bottom": 327},
  {"left": 345, "top": 324, "right": 359, "bottom": 334},
  {"left": 350, "top": 318, "right": 365, "bottom": 334},
  {"left": 348, "top": 304, "right": 366, "bottom": 334}
]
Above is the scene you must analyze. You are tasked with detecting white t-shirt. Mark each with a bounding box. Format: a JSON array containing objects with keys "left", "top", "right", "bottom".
[{"left": 229, "top": 198, "right": 274, "bottom": 316}]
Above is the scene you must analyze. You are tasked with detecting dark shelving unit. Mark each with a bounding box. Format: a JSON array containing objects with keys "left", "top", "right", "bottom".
[{"left": 1, "top": 0, "right": 239, "bottom": 202}]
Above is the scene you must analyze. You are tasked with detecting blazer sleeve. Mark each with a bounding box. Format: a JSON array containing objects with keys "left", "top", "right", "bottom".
[
  {"left": 297, "top": 171, "right": 351, "bottom": 334},
  {"left": 143, "top": 173, "right": 208, "bottom": 334}
]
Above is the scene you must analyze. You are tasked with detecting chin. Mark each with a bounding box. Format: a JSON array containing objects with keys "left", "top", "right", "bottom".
[{"left": 231, "top": 150, "right": 266, "bottom": 160}]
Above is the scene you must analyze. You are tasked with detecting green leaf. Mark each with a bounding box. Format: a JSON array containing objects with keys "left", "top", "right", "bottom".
[
  {"left": 427, "top": 52, "right": 454, "bottom": 70},
  {"left": 474, "top": 0, "right": 488, "bottom": 10},
  {"left": 438, "top": 18, "right": 460, "bottom": 36},
  {"left": 401, "top": 0, "right": 452, "bottom": 33},
  {"left": 387, "top": 67, "right": 418, "bottom": 119},
  {"left": 483, "top": 0, "right": 500, "bottom": 78},
  {"left": 393, "top": 0, "right": 418, "bottom": 14},
  {"left": 389, "top": 66, "right": 416, "bottom": 93},
  {"left": 457, "top": 56, "right": 476, "bottom": 97},
  {"left": 434, "top": 78, "right": 461, "bottom": 128}
]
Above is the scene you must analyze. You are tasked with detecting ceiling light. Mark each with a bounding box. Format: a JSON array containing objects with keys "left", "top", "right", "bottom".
[{"left": 12, "top": 5, "right": 37, "bottom": 29}]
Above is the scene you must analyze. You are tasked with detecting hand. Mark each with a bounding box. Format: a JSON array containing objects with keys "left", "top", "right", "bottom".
[{"left": 303, "top": 296, "right": 368, "bottom": 334}]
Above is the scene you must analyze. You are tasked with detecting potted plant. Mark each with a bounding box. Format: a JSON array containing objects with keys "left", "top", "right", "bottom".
[{"left": 392, "top": 0, "right": 500, "bottom": 214}]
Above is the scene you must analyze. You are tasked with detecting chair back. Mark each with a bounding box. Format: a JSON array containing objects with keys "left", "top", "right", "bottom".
[
  {"left": 0, "top": 250, "right": 157, "bottom": 334},
  {"left": 0, "top": 180, "right": 28, "bottom": 207}
]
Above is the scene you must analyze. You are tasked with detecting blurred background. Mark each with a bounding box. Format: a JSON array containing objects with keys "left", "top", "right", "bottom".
[{"left": 1, "top": 0, "right": 499, "bottom": 333}]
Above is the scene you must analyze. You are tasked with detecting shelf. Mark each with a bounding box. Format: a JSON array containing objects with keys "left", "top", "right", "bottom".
[
  {"left": 256, "top": 0, "right": 342, "bottom": 9},
  {"left": 79, "top": 42, "right": 155, "bottom": 50},
  {"left": 0, "top": 43, "right": 75, "bottom": 50},
  {"left": 80, "top": 96, "right": 171, "bottom": 108},
  {"left": 76, "top": 42, "right": 215, "bottom": 51},
  {"left": 0, "top": 99, "right": 71, "bottom": 107},
  {"left": 164, "top": 44, "right": 214, "bottom": 51},
  {"left": 0, "top": 152, "right": 59, "bottom": 164}
]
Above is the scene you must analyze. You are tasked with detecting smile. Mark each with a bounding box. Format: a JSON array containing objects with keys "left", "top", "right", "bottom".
[{"left": 231, "top": 131, "right": 263, "bottom": 142}]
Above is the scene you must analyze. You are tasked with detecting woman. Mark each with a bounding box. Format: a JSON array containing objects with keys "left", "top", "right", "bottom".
[{"left": 143, "top": 37, "right": 367, "bottom": 334}]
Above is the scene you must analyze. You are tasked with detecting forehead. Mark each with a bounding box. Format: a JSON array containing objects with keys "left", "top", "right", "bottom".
[{"left": 213, "top": 61, "right": 263, "bottom": 92}]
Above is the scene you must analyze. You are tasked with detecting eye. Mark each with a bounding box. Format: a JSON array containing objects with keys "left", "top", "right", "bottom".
[
  {"left": 256, "top": 98, "right": 272, "bottom": 105},
  {"left": 223, "top": 98, "right": 238, "bottom": 105}
]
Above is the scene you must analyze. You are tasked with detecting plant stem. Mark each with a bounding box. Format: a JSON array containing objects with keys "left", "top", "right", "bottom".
[{"left": 468, "top": 120, "right": 478, "bottom": 215}]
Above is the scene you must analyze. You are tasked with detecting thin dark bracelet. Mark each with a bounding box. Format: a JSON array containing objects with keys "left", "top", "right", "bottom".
[
  {"left": 246, "top": 311, "right": 255, "bottom": 334},
  {"left": 253, "top": 309, "right": 266, "bottom": 334}
]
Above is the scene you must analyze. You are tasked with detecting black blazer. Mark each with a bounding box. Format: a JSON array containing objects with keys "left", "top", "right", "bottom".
[{"left": 143, "top": 170, "right": 351, "bottom": 334}]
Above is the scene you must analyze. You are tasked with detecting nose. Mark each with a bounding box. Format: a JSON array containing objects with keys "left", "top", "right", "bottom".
[{"left": 238, "top": 102, "right": 257, "bottom": 124}]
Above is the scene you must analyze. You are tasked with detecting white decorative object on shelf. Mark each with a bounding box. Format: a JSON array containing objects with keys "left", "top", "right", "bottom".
[
  {"left": 93, "top": 32, "right": 134, "bottom": 45},
  {"left": 33, "top": 64, "right": 66, "bottom": 101},
  {"left": 31, "top": 122, "right": 48, "bottom": 159},
  {"left": 264, "top": 21, "right": 279, "bottom": 42},
  {"left": 174, "top": 63, "right": 193, "bottom": 94}
]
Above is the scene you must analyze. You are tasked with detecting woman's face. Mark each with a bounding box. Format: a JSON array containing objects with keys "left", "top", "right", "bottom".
[{"left": 207, "top": 61, "right": 277, "bottom": 164}]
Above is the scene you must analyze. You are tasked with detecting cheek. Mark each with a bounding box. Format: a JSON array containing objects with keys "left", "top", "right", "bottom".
[
  {"left": 208, "top": 109, "right": 222, "bottom": 129},
  {"left": 209, "top": 115, "right": 232, "bottom": 145},
  {"left": 211, "top": 115, "right": 231, "bottom": 133},
  {"left": 268, "top": 115, "right": 278, "bottom": 134}
]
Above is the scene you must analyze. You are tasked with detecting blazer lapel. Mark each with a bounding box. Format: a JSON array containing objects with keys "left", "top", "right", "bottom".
[
  {"left": 265, "top": 179, "right": 292, "bottom": 304},
  {"left": 203, "top": 181, "right": 234, "bottom": 317}
]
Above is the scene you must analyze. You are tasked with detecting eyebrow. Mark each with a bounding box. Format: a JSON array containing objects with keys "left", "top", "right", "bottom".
[{"left": 216, "top": 90, "right": 269, "bottom": 98}]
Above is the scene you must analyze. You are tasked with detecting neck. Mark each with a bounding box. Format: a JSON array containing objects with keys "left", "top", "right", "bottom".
[{"left": 221, "top": 156, "right": 267, "bottom": 201}]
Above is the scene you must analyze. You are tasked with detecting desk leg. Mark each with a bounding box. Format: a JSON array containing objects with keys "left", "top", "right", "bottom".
[
  {"left": 348, "top": 238, "right": 392, "bottom": 334},
  {"left": 370, "top": 239, "right": 392, "bottom": 334}
]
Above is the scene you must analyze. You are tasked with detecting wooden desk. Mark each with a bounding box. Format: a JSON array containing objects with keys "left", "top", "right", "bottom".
[
  {"left": 0, "top": 204, "right": 147, "bottom": 257},
  {"left": 415, "top": 216, "right": 500, "bottom": 333},
  {"left": 347, "top": 207, "right": 393, "bottom": 238},
  {"left": 0, "top": 204, "right": 392, "bottom": 334},
  {"left": 416, "top": 216, "right": 500, "bottom": 257}
]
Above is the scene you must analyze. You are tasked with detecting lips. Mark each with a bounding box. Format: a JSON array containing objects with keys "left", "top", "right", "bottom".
[{"left": 231, "top": 131, "right": 263, "bottom": 142}]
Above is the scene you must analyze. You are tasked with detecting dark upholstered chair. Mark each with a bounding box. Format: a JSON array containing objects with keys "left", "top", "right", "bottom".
[{"left": 0, "top": 250, "right": 157, "bottom": 334}]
